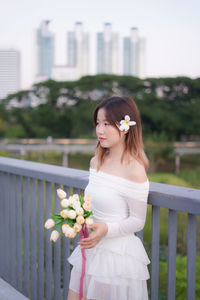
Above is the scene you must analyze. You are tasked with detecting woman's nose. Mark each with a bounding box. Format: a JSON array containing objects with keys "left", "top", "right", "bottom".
[{"left": 96, "top": 124, "right": 104, "bottom": 134}]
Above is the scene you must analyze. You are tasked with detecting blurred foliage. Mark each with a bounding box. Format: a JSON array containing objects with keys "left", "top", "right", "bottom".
[
  {"left": 0, "top": 75, "right": 200, "bottom": 140},
  {"left": 0, "top": 150, "right": 10, "bottom": 157},
  {"left": 68, "top": 152, "right": 93, "bottom": 170},
  {"left": 148, "top": 173, "right": 192, "bottom": 188},
  {"left": 158, "top": 255, "right": 200, "bottom": 299},
  {"left": 148, "top": 167, "right": 200, "bottom": 189},
  {"left": 21, "top": 151, "right": 63, "bottom": 165},
  {"left": 145, "top": 139, "right": 174, "bottom": 172}
]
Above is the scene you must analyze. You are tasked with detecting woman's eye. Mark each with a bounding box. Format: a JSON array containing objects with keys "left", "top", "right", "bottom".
[{"left": 104, "top": 123, "right": 109, "bottom": 126}]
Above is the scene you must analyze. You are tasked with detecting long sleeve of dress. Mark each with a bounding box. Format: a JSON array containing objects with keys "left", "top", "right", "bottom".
[{"left": 105, "top": 189, "right": 149, "bottom": 238}]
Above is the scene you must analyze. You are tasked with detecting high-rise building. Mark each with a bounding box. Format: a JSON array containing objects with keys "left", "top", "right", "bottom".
[
  {"left": 67, "top": 22, "right": 89, "bottom": 78},
  {"left": 138, "top": 37, "right": 146, "bottom": 79},
  {"left": 123, "top": 27, "right": 145, "bottom": 78},
  {"left": 37, "top": 20, "right": 54, "bottom": 79},
  {"left": 130, "top": 27, "right": 139, "bottom": 77},
  {"left": 97, "top": 23, "right": 119, "bottom": 74},
  {"left": 97, "top": 32, "right": 104, "bottom": 74},
  {"left": 0, "top": 49, "right": 21, "bottom": 99},
  {"left": 123, "top": 37, "right": 131, "bottom": 75}
]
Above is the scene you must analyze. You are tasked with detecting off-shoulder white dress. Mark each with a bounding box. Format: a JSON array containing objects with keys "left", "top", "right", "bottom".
[{"left": 68, "top": 168, "right": 150, "bottom": 300}]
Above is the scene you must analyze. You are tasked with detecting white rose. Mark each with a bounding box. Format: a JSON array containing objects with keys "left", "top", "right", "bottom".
[
  {"left": 76, "top": 215, "right": 85, "bottom": 225},
  {"left": 83, "top": 202, "right": 91, "bottom": 211},
  {"left": 62, "top": 223, "right": 70, "bottom": 233},
  {"left": 84, "top": 194, "right": 91, "bottom": 202},
  {"left": 65, "top": 227, "right": 77, "bottom": 238},
  {"left": 60, "top": 209, "right": 68, "bottom": 218},
  {"left": 85, "top": 217, "right": 94, "bottom": 226},
  {"left": 74, "top": 223, "right": 82, "bottom": 233},
  {"left": 68, "top": 196, "right": 74, "bottom": 206},
  {"left": 50, "top": 230, "right": 60, "bottom": 242},
  {"left": 44, "top": 218, "right": 55, "bottom": 229},
  {"left": 71, "top": 198, "right": 77, "bottom": 206},
  {"left": 76, "top": 207, "right": 84, "bottom": 216},
  {"left": 67, "top": 210, "right": 76, "bottom": 219},
  {"left": 72, "top": 201, "right": 81, "bottom": 210},
  {"left": 57, "top": 188, "right": 67, "bottom": 199},
  {"left": 60, "top": 198, "right": 70, "bottom": 208},
  {"left": 73, "top": 194, "right": 79, "bottom": 201}
]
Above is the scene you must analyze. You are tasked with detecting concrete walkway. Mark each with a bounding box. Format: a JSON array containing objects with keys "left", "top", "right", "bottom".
[{"left": 0, "top": 278, "right": 29, "bottom": 300}]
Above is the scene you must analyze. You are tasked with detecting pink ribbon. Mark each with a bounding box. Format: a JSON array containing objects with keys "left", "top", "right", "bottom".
[{"left": 79, "top": 224, "right": 89, "bottom": 300}]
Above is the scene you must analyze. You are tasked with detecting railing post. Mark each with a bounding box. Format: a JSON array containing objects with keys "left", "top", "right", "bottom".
[
  {"left": 0, "top": 172, "right": 4, "bottom": 277},
  {"left": 53, "top": 183, "right": 62, "bottom": 299},
  {"left": 23, "top": 177, "right": 30, "bottom": 298},
  {"left": 62, "top": 151, "right": 69, "bottom": 167},
  {"left": 136, "top": 229, "right": 143, "bottom": 241},
  {"left": 37, "top": 179, "right": 45, "bottom": 300},
  {"left": 167, "top": 209, "right": 177, "bottom": 300},
  {"left": 63, "top": 185, "right": 71, "bottom": 300},
  {"left": 150, "top": 205, "right": 160, "bottom": 300},
  {"left": 30, "top": 178, "right": 37, "bottom": 300},
  {"left": 72, "top": 187, "right": 81, "bottom": 249},
  {"left": 175, "top": 154, "right": 180, "bottom": 173},
  {"left": 16, "top": 175, "right": 23, "bottom": 292},
  {"left": 0, "top": 173, "right": 6, "bottom": 278},
  {"left": 187, "top": 214, "right": 197, "bottom": 300},
  {"left": 8, "top": 174, "right": 13, "bottom": 283},
  {"left": 45, "top": 181, "right": 53, "bottom": 300}
]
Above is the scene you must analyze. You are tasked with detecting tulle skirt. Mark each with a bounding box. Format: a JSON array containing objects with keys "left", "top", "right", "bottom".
[{"left": 68, "top": 234, "right": 150, "bottom": 300}]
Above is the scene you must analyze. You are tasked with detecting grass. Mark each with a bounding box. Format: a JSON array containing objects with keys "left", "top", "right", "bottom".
[
  {"left": 148, "top": 168, "right": 200, "bottom": 189},
  {"left": 158, "top": 255, "right": 200, "bottom": 299},
  {"left": 148, "top": 172, "right": 190, "bottom": 187}
]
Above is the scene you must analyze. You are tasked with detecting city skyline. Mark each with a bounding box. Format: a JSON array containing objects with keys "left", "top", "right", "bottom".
[
  {"left": 0, "top": 0, "right": 199, "bottom": 89},
  {"left": 36, "top": 21, "right": 146, "bottom": 83}
]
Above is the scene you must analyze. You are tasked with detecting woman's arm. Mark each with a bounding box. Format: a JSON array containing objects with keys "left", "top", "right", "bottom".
[
  {"left": 105, "top": 161, "right": 149, "bottom": 238},
  {"left": 105, "top": 190, "right": 149, "bottom": 238},
  {"left": 78, "top": 188, "right": 149, "bottom": 248}
]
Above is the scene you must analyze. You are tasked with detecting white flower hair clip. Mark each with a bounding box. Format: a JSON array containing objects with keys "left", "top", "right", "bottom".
[{"left": 119, "top": 115, "right": 136, "bottom": 132}]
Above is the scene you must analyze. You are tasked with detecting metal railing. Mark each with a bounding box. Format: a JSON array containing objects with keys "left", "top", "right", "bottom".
[{"left": 0, "top": 156, "right": 199, "bottom": 300}]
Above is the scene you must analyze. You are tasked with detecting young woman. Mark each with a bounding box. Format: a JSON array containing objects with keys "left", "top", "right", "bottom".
[{"left": 67, "top": 96, "right": 150, "bottom": 300}]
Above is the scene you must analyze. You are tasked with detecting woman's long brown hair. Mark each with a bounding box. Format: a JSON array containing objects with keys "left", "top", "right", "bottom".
[{"left": 93, "top": 96, "right": 149, "bottom": 171}]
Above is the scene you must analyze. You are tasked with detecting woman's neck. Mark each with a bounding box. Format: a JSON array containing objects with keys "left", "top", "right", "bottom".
[{"left": 107, "top": 143, "right": 126, "bottom": 162}]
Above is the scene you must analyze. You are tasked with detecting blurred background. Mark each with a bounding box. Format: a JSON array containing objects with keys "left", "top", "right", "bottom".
[{"left": 0, "top": 0, "right": 200, "bottom": 298}]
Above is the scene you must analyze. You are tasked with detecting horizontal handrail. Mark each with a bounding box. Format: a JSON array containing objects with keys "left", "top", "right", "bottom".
[
  {"left": 0, "top": 156, "right": 199, "bottom": 214},
  {"left": 0, "top": 157, "right": 88, "bottom": 189}
]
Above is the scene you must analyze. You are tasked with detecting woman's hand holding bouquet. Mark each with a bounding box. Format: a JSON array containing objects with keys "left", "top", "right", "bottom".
[
  {"left": 44, "top": 188, "right": 93, "bottom": 242},
  {"left": 78, "top": 222, "right": 108, "bottom": 249}
]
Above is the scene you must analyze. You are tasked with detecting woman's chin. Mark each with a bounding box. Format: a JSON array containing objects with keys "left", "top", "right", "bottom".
[{"left": 99, "top": 141, "right": 109, "bottom": 148}]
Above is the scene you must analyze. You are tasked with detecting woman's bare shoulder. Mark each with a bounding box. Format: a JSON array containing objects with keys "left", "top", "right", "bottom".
[
  {"left": 90, "top": 156, "right": 98, "bottom": 169},
  {"left": 127, "top": 159, "right": 148, "bottom": 183}
]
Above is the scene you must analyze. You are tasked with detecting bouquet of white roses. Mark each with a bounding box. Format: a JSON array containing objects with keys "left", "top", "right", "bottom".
[{"left": 44, "top": 188, "right": 93, "bottom": 242}]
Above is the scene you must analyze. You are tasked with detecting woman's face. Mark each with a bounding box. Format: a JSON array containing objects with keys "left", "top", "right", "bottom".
[{"left": 96, "top": 108, "right": 126, "bottom": 149}]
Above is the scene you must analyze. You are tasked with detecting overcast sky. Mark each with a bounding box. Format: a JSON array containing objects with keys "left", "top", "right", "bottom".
[{"left": 0, "top": 0, "right": 200, "bottom": 89}]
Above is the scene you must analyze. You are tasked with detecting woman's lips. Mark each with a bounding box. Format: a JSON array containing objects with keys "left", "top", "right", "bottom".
[{"left": 99, "top": 137, "right": 106, "bottom": 141}]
